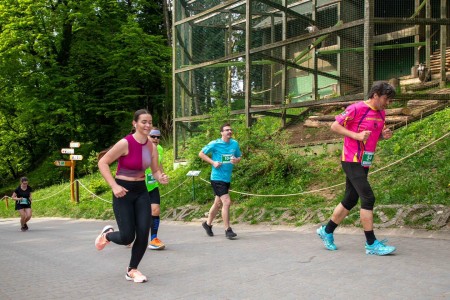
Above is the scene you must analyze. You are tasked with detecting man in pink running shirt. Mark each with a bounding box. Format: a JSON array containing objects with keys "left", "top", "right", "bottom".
[{"left": 317, "top": 82, "right": 397, "bottom": 256}]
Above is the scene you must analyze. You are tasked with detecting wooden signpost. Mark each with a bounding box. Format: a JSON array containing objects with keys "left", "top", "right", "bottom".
[
  {"left": 53, "top": 160, "right": 72, "bottom": 167},
  {"left": 54, "top": 141, "right": 82, "bottom": 202}
]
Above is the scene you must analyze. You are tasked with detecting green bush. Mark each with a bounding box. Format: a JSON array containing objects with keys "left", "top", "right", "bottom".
[{"left": 88, "top": 177, "right": 110, "bottom": 195}]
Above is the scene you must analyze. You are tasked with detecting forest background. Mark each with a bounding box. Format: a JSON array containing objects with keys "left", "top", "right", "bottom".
[{"left": 0, "top": 0, "right": 173, "bottom": 190}]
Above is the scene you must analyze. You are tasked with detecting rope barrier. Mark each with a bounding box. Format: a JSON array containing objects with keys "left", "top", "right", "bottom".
[
  {"left": 73, "top": 177, "right": 191, "bottom": 204},
  {"left": 370, "top": 131, "right": 449, "bottom": 175},
  {"left": 2, "top": 130, "right": 447, "bottom": 203},
  {"left": 198, "top": 130, "right": 449, "bottom": 198},
  {"left": 160, "top": 178, "right": 190, "bottom": 197},
  {"left": 32, "top": 182, "right": 72, "bottom": 202},
  {"left": 75, "top": 180, "right": 112, "bottom": 204}
]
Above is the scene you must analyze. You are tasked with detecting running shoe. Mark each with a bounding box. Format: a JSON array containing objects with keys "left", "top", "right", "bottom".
[
  {"left": 20, "top": 226, "right": 26, "bottom": 232},
  {"left": 95, "top": 225, "right": 114, "bottom": 251},
  {"left": 24, "top": 223, "right": 28, "bottom": 230},
  {"left": 125, "top": 269, "right": 147, "bottom": 283},
  {"left": 316, "top": 225, "right": 337, "bottom": 251},
  {"left": 148, "top": 237, "right": 165, "bottom": 250},
  {"left": 225, "top": 227, "right": 237, "bottom": 239},
  {"left": 202, "top": 221, "right": 214, "bottom": 236},
  {"left": 365, "top": 239, "right": 396, "bottom": 256}
]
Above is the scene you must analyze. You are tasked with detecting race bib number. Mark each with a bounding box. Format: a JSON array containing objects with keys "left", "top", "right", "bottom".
[
  {"left": 221, "top": 154, "right": 232, "bottom": 164},
  {"left": 146, "top": 173, "right": 157, "bottom": 185},
  {"left": 361, "top": 151, "right": 375, "bottom": 167},
  {"left": 19, "top": 198, "right": 29, "bottom": 205}
]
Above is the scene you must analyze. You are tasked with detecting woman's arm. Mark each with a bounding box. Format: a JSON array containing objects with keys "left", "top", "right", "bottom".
[
  {"left": 11, "top": 192, "right": 20, "bottom": 201},
  {"left": 98, "top": 139, "right": 129, "bottom": 197}
]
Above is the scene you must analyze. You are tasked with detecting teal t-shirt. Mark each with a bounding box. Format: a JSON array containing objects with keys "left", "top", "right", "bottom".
[
  {"left": 145, "top": 144, "right": 163, "bottom": 191},
  {"left": 201, "top": 138, "right": 241, "bottom": 183}
]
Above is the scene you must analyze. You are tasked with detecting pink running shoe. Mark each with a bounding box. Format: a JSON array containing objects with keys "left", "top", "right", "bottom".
[
  {"left": 95, "top": 225, "right": 114, "bottom": 250},
  {"left": 125, "top": 269, "right": 148, "bottom": 283}
]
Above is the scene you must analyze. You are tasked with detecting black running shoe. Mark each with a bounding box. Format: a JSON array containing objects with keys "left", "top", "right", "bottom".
[
  {"left": 202, "top": 221, "right": 214, "bottom": 236},
  {"left": 225, "top": 227, "right": 237, "bottom": 239},
  {"left": 24, "top": 223, "right": 28, "bottom": 230}
]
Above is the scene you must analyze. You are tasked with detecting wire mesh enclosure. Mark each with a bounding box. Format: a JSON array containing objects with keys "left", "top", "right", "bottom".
[{"left": 173, "top": 0, "right": 450, "bottom": 160}]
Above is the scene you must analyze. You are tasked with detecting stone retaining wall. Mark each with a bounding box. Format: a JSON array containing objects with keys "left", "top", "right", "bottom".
[{"left": 161, "top": 204, "right": 450, "bottom": 230}]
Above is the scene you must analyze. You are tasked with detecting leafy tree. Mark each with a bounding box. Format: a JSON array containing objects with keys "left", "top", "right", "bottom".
[{"left": 0, "top": 0, "right": 172, "bottom": 184}]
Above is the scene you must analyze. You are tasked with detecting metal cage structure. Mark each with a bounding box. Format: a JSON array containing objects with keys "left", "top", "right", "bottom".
[{"left": 172, "top": 0, "right": 449, "bottom": 160}]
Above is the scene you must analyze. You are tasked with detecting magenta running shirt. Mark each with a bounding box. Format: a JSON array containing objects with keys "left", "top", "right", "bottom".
[
  {"left": 116, "top": 134, "right": 152, "bottom": 178},
  {"left": 335, "top": 101, "right": 385, "bottom": 166}
]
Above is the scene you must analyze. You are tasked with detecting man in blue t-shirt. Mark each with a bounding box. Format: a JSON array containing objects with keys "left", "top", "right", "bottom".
[{"left": 199, "top": 123, "right": 242, "bottom": 239}]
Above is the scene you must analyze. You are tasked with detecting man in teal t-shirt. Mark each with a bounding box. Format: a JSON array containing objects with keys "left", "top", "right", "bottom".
[
  {"left": 145, "top": 128, "right": 165, "bottom": 250},
  {"left": 199, "top": 123, "right": 242, "bottom": 239}
]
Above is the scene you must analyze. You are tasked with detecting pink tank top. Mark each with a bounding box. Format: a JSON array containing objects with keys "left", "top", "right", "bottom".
[
  {"left": 335, "top": 101, "right": 385, "bottom": 165},
  {"left": 116, "top": 134, "right": 152, "bottom": 178}
]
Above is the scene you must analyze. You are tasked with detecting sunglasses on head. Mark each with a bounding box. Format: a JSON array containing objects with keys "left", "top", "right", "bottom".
[{"left": 150, "top": 135, "right": 161, "bottom": 139}]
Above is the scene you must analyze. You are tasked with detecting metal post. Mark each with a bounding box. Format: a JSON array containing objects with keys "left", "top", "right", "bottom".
[
  {"left": 414, "top": 0, "right": 420, "bottom": 70},
  {"left": 440, "top": 0, "right": 448, "bottom": 87},
  {"left": 76, "top": 180, "right": 80, "bottom": 203},
  {"left": 186, "top": 170, "right": 200, "bottom": 200},
  {"left": 245, "top": 0, "right": 252, "bottom": 128},
  {"left": 70, "top": 160, "right": 75, "bottom": 202},
  {"left": 312, "top": 0, "right": 319, "bottom": 101},
  {"left": 192, "top": 176, "right": 196, "bottom": 201},
  {"left": 172, "top": 0, "right": 178, "bottom": 160},
  {"left": 281, "top": 0, "right": 287, "bottom": 127},
  {"left": 363, "top": 0, "right": 374, "bottom": 98},
  {"left": 425, "top": 0, "right": 431, "bottom": 69}
]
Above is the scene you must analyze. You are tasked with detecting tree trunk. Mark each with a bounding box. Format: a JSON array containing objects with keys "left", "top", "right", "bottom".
[
  {"left": 385, "top": 116, "right": 411, "bottom": 124},
  {"left": 406, "top": 100, "right": 440, "bottom": 108},
  {"left": 385, "top": 107, "right": 411, "bottom": 115},
  {"left": 162, "top": 0, "right": 172, "bottom": 46},
  {"left": 308, "top": 115, "right": 337, "bottom": 121},
  {"left": 304, "top": 119, "right": 333, "bottom": 128}
]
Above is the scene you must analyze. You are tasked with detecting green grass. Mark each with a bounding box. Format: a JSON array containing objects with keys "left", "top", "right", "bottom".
[{"left": 1, "top": 108, "right": 449, "bottom": 229}]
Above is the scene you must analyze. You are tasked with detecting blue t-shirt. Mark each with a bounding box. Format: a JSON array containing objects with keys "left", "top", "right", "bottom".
[{"left": 201, "top": 138, "right": 241, "bottom": 183}]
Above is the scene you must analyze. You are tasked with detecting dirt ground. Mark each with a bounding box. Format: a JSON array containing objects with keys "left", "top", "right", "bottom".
[{"left": 287, "top": 122, "right": 341, "bottom": 146}]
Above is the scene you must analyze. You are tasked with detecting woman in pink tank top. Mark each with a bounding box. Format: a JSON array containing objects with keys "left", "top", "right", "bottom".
[{"left": 95, "top": 109, "right": 169, "bottom": 283}]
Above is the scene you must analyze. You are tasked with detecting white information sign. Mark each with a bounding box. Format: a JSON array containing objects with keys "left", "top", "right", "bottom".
[
  {"left": 70, "top": 142, "right": 81, "bottom": 148},
  {"left": 61, "top": 148, "right": 75, "bottom": 154},
  {"left": 186, "top": 170, "right": 201, "bottom": 177}
]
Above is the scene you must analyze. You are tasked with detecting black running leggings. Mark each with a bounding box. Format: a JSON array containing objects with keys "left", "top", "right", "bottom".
[
  {"left": 340, "top": 162, "right": 375, "bottom": 211},
  {"left": 107, "top": 179, "right": 151, "bottom": 269}
]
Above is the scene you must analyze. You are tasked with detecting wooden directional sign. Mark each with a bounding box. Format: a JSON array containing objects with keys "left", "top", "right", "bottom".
[
  {"left": 70, "top": 155, "right": 83, "bottom": 161},
  {"left": 61, "top": 148, "right": 75, "bottom": 154},
  {"left": 70, "top": 142, "right": 81, "bottom": 148},
  {"left": 54, "top": 160, "right": 72, "bottom": 167}
]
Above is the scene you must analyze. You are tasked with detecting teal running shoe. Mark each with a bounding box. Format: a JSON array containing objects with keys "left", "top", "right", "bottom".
[
  {"left": 365, "top": 239, "right": 396, "bottom": 255},
  {"left": 316, "top": 225, "right": 337, "bottom": 251}
]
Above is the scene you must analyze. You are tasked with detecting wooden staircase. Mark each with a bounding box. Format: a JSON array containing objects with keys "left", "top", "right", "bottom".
[{"left": 429, "top": 46, "right": 450, "bottom": 75}]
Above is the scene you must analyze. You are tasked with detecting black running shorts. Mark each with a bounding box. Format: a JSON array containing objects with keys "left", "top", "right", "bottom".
[
  {"left": 210, "top": 180, "right": 231, "bottom": 197},
  {"left": 148, "top": 188, "right": 161, "bottom": 205}
]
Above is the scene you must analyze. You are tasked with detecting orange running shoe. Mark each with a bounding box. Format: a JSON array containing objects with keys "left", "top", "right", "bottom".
[
  {"left": 148, "top": 237, "right": 165, "bottom": 250},
  {"left": 95, "top": 225, "right": 114, "bottom": 250},
  {"left": 125, "top": 269, "right": 147, "bottom": 283}
]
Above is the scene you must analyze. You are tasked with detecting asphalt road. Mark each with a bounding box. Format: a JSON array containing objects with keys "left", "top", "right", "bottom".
[{"left": 1, "top": 218, "right": 449, "bottom": 300}]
